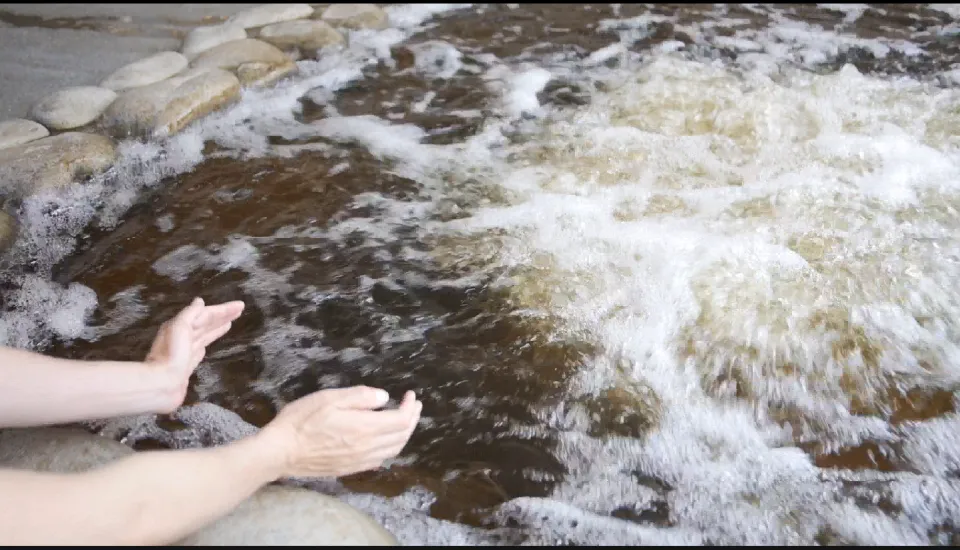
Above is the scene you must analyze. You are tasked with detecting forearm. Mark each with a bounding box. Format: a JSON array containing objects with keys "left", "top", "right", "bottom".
[
  {"left": 0, "top": 346, "right": 179, "bottom": 428},
  {"left": 0, "top": 432, "right": 287, "bottom": 546}
]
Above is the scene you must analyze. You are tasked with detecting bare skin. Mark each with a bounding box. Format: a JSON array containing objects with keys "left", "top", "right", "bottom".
[{"left": 0, "top": 297, "right": 422, "bottom": 545}]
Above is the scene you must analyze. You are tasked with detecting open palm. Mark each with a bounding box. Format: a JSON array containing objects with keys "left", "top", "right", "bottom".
[{"left": 145, "top": 297, "right": 245, "bottom": 411}]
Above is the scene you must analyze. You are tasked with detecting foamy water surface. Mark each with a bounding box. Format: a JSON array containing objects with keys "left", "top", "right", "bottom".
[{"left": 2, "top": 3, "right": 960, "bottom": 545}]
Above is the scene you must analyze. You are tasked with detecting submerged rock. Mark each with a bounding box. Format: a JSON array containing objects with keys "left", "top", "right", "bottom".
[
  {"left": 0, "top": 210, "right": 18, "bottom": 253},
  {"left": 0, "top": 119, "right": 49, "bottom": 150},
  {"left": 181, "top": 24, "right": 248, "bottom": 60},
  {"left": 154, "top": 69, "right": 240, "bottom": 137},
  {"left": 0, "top": 427, "right": 399, "bottom": 546},
  {"left": 0, "top": 132, "right": 116, "bottom": 197},
  {"left": 258, "top": 19, "right": 345, "bottom": 52},
  {"left": 226, "top": 4, "right": 316, "bottom": 29},
  {"left": 99, "top": 51, "right": 189, "bottom": 92},
  {"left": 236, "top": 60, "right": 298, "bottom": 88},
  {"left": 319, "top": 4, "right": 389, "bottom": 30},
  {"left": 29, "top": 86, "right": 118, "bottom": 131},
  {"left": 190, "top": 38, "right": 290, "bottom": 72}
]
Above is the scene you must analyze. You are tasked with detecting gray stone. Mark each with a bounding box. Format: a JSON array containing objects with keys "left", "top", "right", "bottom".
[
  {"left": 29, "top": 86, "right": 118, "bottom": 131},
  {"left": 99, "top": 51, "right": 189, "bottom": 92},
  {"left": 181, "top": 24, "right": 248, "bottom": 60},
  {"left": 258, "top": 19, "right": 344, "bottom": 52},
  {"left": 154, "top": 69, "right": 241, "bottom": 137},
  {"left": 0, "top": 427, "right": 399, "bottom": 546},
  {"left": 179, "top": 485, "right": 399, "bottom": 546},
  {"left": 0, "top": 132, "right": 116, "bottom": 198},
  {"left": 320, "top": 4, "right": 389, "bottom": 30},
  {"left": 0, "top": 119, "right": 49, "bottom": 151},
  {"left": 190, "top": 38, "right": 290, "bottom": 72},
  {"left": 227, "top": 4, "right": 316, "bottom": 29}
]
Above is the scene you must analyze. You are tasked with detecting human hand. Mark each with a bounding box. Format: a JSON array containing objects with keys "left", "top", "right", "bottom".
[
  {"left": 145, "top": 297, "right": 245, "bottom": 413},
  {"left": 259, "top": 386, "right": 422, "bottom": 479}
]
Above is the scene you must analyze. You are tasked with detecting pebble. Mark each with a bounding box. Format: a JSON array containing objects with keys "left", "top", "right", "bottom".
[
  {"left": 181, "top": 24, "right": 248, "bottom": 60},
  {"left": 99, "top": 51, "right": 189, "bottom": 91},
  {"left": 29, "top": 86, "right": 118, "bottom": 131},
  {"left": 0, "top": 119, "right": 49, "bottom": 151},
  {"left": 100, "top": 68, "right": 214, "bottom": 137},
  {"left": 258, "top": 19, "right": 345, "bottom": 52},
  {"left": 190, "top": 38, "right": 290, "bottom": 72},
  {"left": 226, "top": 4, "right": 316, "bottom": 29},
  {"left": 154, "top": 69, "right": 241, "bottom": 137},
  {"left": 236, "top": 60, "right": 298, "bottom": 88},
  {"left": 320, "top": 4, "right": 389, "bottom": 30},
  {"left": 0, "top": 132, "right": 116, "bottom": 197}
]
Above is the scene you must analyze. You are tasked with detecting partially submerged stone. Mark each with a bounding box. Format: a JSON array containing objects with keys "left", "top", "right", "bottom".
[
  {"left": 179, "top": 485, "right": 399, "bottom": 546},
  {"left": 100, "top": 68, "right": 214, "bottom": 138},
  {"left": 29, "top": 86, "right": 118, "bottom": 131},
  {"left": 154, "top": 69, "right": 241, "bottom": 137},
  {"left": 0, "top": 132, "right": 116, "bottom": 197},
  {"left": 181, "top": 24, "right": 248, "bottom": 60},
  {"left": 0, "top": 427, "right": 399, "bottom": 546},
  {"left": 236, "top": 60, "right": 298, "bottom": 88},
  {"left": 258, "top": 19, "right": 345, "bottom": 52},
  {"left": 0, "top": 119, "right": 49, "bottom": 150},
  {"left": 99, "top": 51, "right": 189, "bottom": 91},
  {"left": 320, "top": 4, "right": 389, "bottom": 30},
  {"left": 190, "top": 38, "right": 290, "bottom": 72},
  {"left": 226, "top": 4, "right": 315, "bottom": 29},
  {"left": 0, "top": 211, "right": 18, "bottom": 253}
]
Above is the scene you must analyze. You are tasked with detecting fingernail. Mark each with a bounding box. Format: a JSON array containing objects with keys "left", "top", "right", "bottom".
[{"left": 375, "top": 389, "right": 389, "bottom": 404}]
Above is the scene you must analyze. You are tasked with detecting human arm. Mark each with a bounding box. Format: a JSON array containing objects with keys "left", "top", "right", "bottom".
[
  {"left": 0, "top": 298, "right": 244, "bottom": 428},
  {"left": 0, "top": 386, "right": 422, "bottom": 546}
]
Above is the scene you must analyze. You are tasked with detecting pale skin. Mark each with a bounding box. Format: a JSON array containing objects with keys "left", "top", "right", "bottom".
[{"left": 0, "top": 297, "right": 422, "bottom": 546}]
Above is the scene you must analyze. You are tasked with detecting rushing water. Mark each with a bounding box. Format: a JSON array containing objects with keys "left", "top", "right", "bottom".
[{"left": 2, "top": 2, "right": 960, "bottom": 545}]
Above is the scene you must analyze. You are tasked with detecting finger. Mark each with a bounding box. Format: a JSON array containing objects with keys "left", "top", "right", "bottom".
[
  {"left": 192, "top": 301, "right": 245, "bottom": 330},
  {"left": 192, "top": 321, "right": 234, "bottom": 351},
  {"left": 328, "top": 386, "right": 390, "bottom": 411},
  {"left": 349, "top": 405, "right": 420, "bottom": 434},
  {"left": 172, "top": 297, "right": 206, "bottom": 326}
]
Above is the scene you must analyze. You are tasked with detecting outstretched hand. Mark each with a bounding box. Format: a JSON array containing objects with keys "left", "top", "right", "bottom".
[{"left": 145, "top": 297, "right": 245, "bottom": 413}]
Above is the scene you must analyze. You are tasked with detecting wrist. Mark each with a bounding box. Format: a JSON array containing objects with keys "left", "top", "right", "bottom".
[
  {"left": 244, "top": 426, "right": 294, "bottom": 482},
  {"left": 139, "top": 361, "right": 187, "bottom": 415}
]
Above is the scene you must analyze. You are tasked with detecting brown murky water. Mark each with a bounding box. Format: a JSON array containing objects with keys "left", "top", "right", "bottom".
[{"left": 11, "top": 2, "right": 959, "bottom": 544}]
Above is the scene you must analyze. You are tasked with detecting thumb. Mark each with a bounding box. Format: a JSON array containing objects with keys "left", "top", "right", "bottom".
[{"left": 328, "top": 386, "right": 390, "bottom": 410}]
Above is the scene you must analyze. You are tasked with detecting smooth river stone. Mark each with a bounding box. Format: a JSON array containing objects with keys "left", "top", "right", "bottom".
[
  {"left": 0, "top": 210, "right": 18, "bottom": 253},
  {"left": 226, "top": 4, "right": 315, "bottom": 29},
  {"left": 0, "top": 132, "right": 116, "bottom": 197},
  {"left": 181, "top": 23, "right": 248, "bottom": 60},
  {"left": 99, "top": 51, "right": 189, "bottom": 91},
  {"left": 258, "top": 19, "right": 345, "bottom": 52},
  {"left": 236, "top": 60, "right": 298, "bottom": 88},
  {"left": 190, "top": 38, "right": 290, "bottom": 71},
  {"left": 29, "top": 86, "right": 118, "bottom": 131},
  {"left": 0, "top": 427, "right": 399, "bottom": 546},
  {"left": 0, "top": 119, "right": 49, "bottom": 150},
  {"left": 154, "top": 69, "right": 240, "bottom": 137},
  {"left": 100, "top": 68, "right": 214, "bottom": 137},
  {"left": 320, "top": 4, "right": 389, "bottom": 30}
]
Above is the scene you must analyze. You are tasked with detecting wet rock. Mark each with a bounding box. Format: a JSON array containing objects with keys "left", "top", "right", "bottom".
[
  {"left": 236, "top": 60, "right": 298, "bottom": 88},
  {"left": 190, "top": 38, "right": 290, "bottom": 72},
  {"left": 0, "top": 211, "right": 18, "bottom": 253},
  {"left": 226, "top": 4, "right": 316, "bottom": 30},
  {"left": 320, "top": 4, "right": 389, "bottom": 30},
  {"left": 0, "top": 427, "right": 399, "bottom": 546},
  {"left": 179, "top": 485, "right": 399, "bottom": 546},
  {"left": 182, "top": 24, "right": 248, "bottom": 60},
  {"left": 99, "top": 51, "right": 189, "bottom": 91},
  {"left": 0, "top": 132, "right": 116, "bottom": 197},
  {"left": 29, "top": 86, "right": 118, "bottom": 131},
  {"left": 258, "top": 19, "right": 345, "bottom": 52},
  {"left": 0, "top": 119, "right": 49, "bottom": 150},
  {"left": 537, "top": 79, "right": 591, "bottom": 107},
  {"left": 100, "top": 68, "right": 214, "bottom": 138},
  {"left": 154, "top": 69, "right": 241, "bottom": 137}
]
